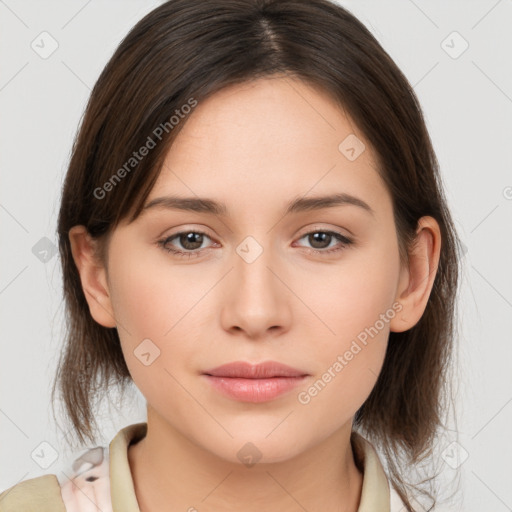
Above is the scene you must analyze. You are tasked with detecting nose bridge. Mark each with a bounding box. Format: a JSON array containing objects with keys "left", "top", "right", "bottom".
[
  {"left": 220, "top": 232, "right": 291, "bottom": 336},
  {"left": 235, "top": 233, "right": 280, "bottom": 305}
]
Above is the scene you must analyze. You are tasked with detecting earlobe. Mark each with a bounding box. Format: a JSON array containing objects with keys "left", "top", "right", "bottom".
[
  {"left": 390, "top": 216, "right": 441, "bottom": 333},
  {"left": 68, "top": 225, "right": 117, "bottom": 328}
]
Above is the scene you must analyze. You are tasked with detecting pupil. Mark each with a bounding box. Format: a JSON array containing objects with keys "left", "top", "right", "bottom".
[
  {"left": 181, "top": 232, "right": 202, "bottom": 250},
  {"left": 310, "top": 232, "right": 330, "bottom": 249}
]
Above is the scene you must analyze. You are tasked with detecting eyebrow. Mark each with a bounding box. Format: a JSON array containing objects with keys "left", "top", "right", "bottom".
[{"left": 142, "top": 192, "right": 375, "bottom": 217}]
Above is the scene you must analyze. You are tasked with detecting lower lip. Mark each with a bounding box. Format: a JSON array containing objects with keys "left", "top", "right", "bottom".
[{"left": 203, "top": 375, "right": 308, "bottom": 403}]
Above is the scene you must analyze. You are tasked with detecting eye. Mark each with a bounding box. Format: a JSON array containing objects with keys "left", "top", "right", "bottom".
[
  {"left": 157, "top": 228, "right": 354, "bottom": 259},
  {"left": 294, "top": 229, "right": 353, "bottom": 255},
  {"left": 157, "top": 230, "right": 215, "bottom": 259}
]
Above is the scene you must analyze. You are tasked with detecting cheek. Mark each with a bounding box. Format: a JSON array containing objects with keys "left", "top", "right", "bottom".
[
  {"left": 300, "top": 230, "right": 401, "bottom": 345},
  {"left": 108, "top": 243, "right": 206, "bottom": 339},
  {"left": 294, "top": 232, "right": 401, "bottom": 409},
  {"left": 107, "top": 247, "right": 213, "bottom": 386}
]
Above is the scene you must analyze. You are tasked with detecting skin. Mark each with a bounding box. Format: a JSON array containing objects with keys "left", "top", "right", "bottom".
[{"left": 69, "top": 75, "right": 441, "bottom": 512}]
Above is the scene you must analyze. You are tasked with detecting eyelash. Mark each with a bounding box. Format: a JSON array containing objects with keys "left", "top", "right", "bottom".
[{"left": 157, "top": 229, "right": 353, "bottom": 259}]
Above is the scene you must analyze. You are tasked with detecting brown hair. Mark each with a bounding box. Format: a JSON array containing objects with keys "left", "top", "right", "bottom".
[{"left": 52, "top": 1, "right": 462, "bottom": 509}]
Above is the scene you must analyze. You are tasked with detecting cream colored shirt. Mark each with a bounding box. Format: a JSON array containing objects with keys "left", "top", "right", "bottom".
[{"left": 0, "top": 422, "right": 404, "bottom": 511}]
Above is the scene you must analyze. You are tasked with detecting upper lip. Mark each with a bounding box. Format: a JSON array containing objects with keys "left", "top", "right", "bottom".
[{"left": 202, "top": 361, "right": 309, "bottom": 379}]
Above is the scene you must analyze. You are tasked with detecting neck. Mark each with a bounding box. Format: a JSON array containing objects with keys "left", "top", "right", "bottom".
[{"left": 128, "top": 406, "right": 363, "bottom": 512}]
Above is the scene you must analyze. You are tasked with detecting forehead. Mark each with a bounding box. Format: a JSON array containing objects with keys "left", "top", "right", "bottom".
[{"left": 146, "top": 76, "right": 390, "bottom": 219}]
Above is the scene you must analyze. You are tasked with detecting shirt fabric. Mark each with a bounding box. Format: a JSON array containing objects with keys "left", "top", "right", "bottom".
[{"left": 0, "top": 422, "right": 405, "bottom": 511}]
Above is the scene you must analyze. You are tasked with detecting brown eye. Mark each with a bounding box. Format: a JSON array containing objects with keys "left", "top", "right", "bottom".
[
  {"left": 296, "top": 230, "right": 353, "bottom": 255},
  {"left": 157, "top": 230, "right": 214, "bottom": 258},
  {"left": 176, "top": 232, "right": 205, "bottom": 251},
  {"left": 307, "top": 232, "right": 333, "bottom": 249}
]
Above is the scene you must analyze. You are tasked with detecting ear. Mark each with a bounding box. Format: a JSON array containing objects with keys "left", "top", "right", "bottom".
[
  {"left": 390, "top": 216, "right": 441, "bottom": 333},
  {"left": 68, "top": 225, "right": 117, "bottom": 328}
]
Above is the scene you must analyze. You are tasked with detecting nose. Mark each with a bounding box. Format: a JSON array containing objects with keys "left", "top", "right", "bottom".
[{"left": 219, "top": 237, "right": 292, "bottom": 340}]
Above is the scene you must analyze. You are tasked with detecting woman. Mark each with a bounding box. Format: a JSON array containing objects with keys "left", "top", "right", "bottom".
[{"left": 0, "top": 1, "right": 461, "bottom": 510}]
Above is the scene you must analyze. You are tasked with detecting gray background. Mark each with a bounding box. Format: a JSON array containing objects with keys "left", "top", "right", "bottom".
[{"left": 1, "top": 1, "right": 511, "bottom": 510}]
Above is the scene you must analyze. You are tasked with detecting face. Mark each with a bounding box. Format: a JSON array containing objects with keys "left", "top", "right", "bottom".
[{"left": 102, "top": 76, "right": 405, "bottom": 463}]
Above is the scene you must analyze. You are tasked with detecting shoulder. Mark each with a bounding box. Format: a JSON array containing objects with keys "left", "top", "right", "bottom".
[
  {"left": 351, "top": 431, "right": 417, "bottom": 512},
  {"left": 389, "top": 484, "right": 407, "bottom": 512},
  {"left": 0, "top": 474, "right": 66, "bottom": 511},
  {"left": 0, "top": 445, "right": 111, "bottom": 512},
  {"left": 59, "top": 445, "right": 111, "bottom": 511}
]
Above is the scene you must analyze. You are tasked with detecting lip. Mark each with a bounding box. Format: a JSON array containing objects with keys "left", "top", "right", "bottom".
[
  {"left": 203, "top": 361, "right": 308, "bottom": 378},
  {"left": 202, "top": 361, "right": 309, "bottom": 403}
]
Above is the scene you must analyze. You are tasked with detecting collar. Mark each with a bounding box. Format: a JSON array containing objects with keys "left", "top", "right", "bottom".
[
  {"left": 109, "top": 422, "right": 390, "bottom": 511},
  {"left": 350, "top": 430, "right": 391, "bottom": 512}
]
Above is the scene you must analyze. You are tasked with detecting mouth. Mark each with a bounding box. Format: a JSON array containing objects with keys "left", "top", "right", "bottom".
[{"left": 201, "top": 361, "right": 309, "bottom": 403}]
